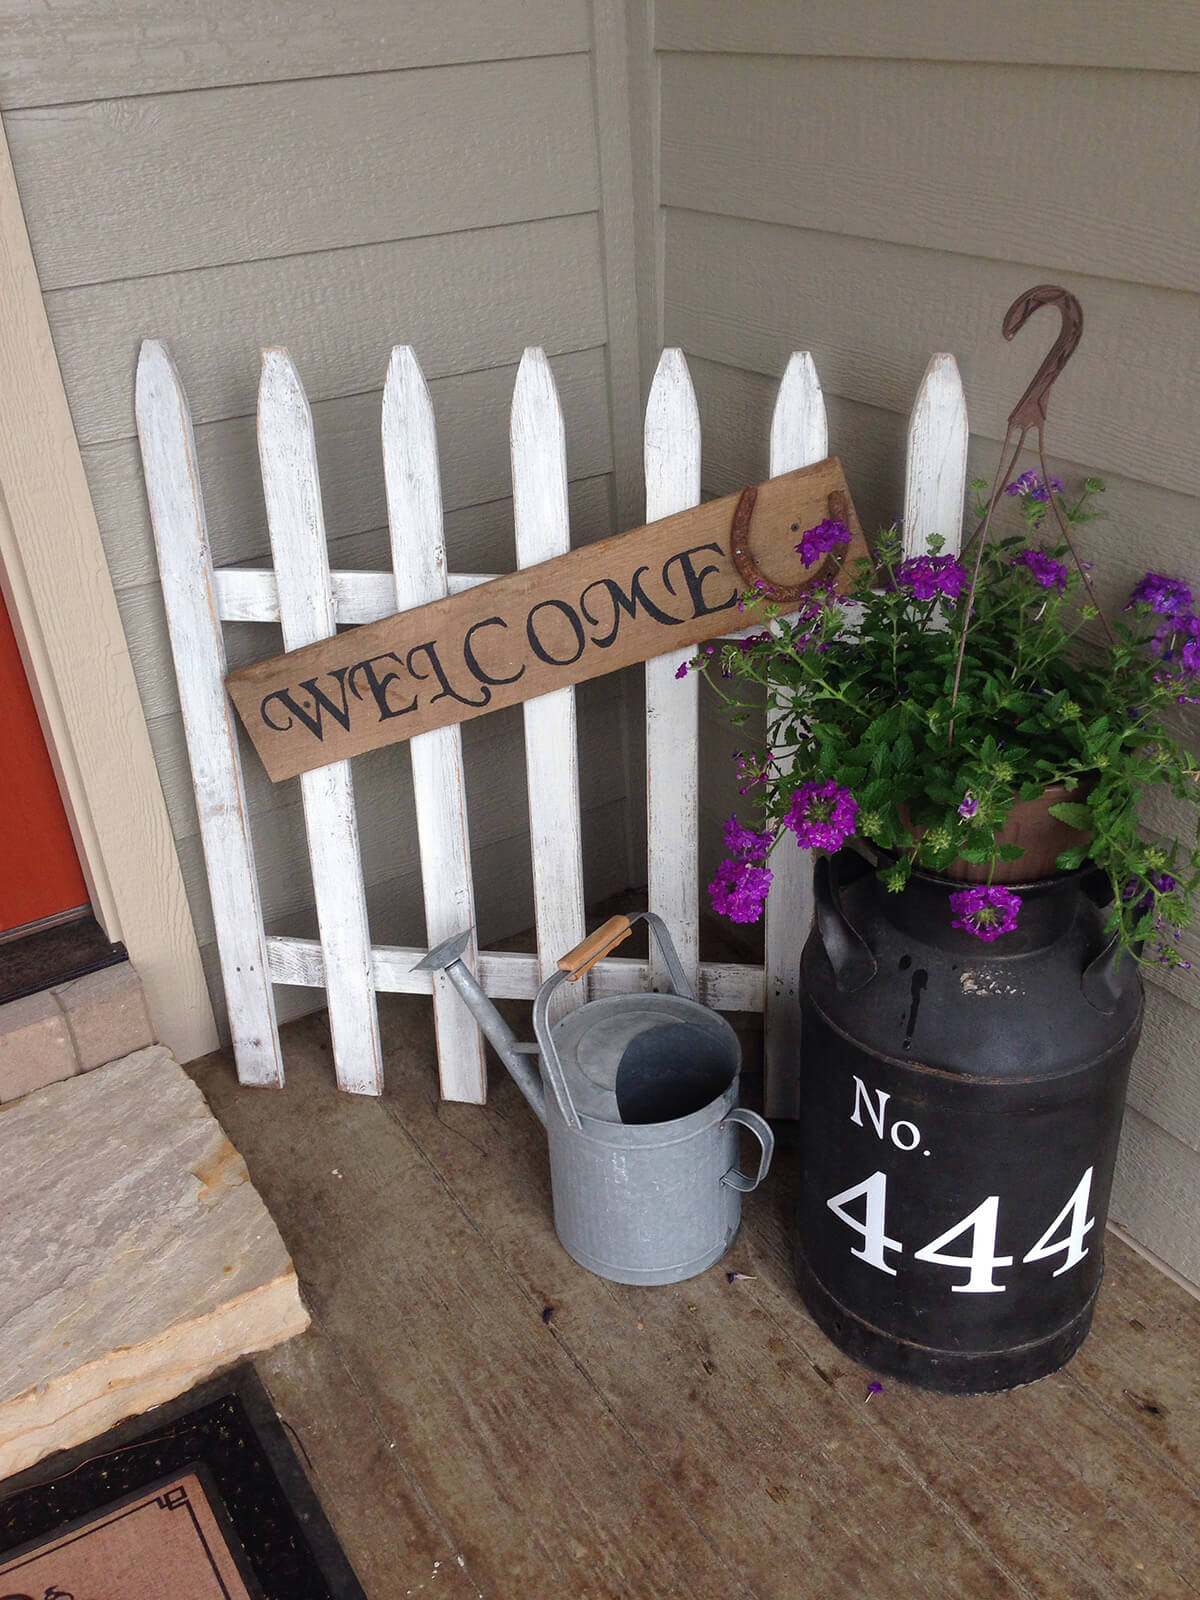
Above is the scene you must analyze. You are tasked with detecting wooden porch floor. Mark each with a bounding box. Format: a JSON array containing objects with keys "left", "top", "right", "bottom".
[{"left": 189, "top": 999, "right": 1200, "bottom": 1600}]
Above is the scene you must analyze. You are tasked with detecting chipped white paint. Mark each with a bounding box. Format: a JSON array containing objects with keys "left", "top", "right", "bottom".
[
  {"left": 644, "top": 348, "right": 702, "bottom": 992},
  {"left": 135, "top": 340, "right": 282, "bottom": 1086},
  {"left": 258, "top": 349, "right": 383, "bottom": 1095},
  {"left": 383, "top": 346, "right": 486, "bottom": 1102},
  {"left": 511, "top": 350, "right": 587, "bottom": 1012},
  {"left": 213, "top": 566, "right": 496, "bottom": 625},
  {"left": 903, "top": 353, "right": 968, "bottom": 557},
  {"left": 763, "top": 352, "right": 828, "bottom": 1118},
  {"left": 143, "top": 341, "right": 971, "bottom": 1102},
  {"left": 264, "top": 935, "right": 765, "bottom": 1011}
]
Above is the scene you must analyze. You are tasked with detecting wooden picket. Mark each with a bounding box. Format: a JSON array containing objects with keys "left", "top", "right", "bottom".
[
  {"left": 643, "top": 348, "right": 702, "bottom": 994},
  {"left": 382, "top": 347, "right": 487, "bottom": 1102},
  {"left": 258, "top": 350, "right": 383, "bottom": 1096},
  {"left": 762, "top": 352, "right": 830, "bottom": 1118},
  {"left": 511, "top": 350, "right": 588, "bottom": 1015},
  {"left": 135, "top": 340, "right": 282, "bottom": 1088},
  {"left": 136, "top": 338, "right": 969, "bottom": 1105},
  {"left": 904, "top": 354, "right": 969, "bottom": 559}
]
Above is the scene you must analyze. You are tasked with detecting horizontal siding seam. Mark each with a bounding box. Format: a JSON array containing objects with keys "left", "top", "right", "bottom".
[
  {"left": 175, "top": 761, "right": 631, "bottom": 862},
  {"left": 69, "top": 342, "right": 614, "bottom": 451},
  {"left": 187, "top": 796, "right": 631, "bottom": 941},
  {"left": 687, "top": 351, "right": 1195, "bottom": 504},
  {"left": 1144, "top": 971, "right": 1200, "bottom": 1020},
  {"left": 38, "top": 207, "right": 604, "bottom": 301},
  {"left": 657, "top": 202, "right": 1200, "bottom": 301},
  {"left": 1121, "top": 1102, "right": 1200, "bottom": 1169},
  {"left": 653, "top": 47, "right": 1200, "bottom": 79},
  {"left": 3, "top": 50, "right": 596, "bottom": 117}
]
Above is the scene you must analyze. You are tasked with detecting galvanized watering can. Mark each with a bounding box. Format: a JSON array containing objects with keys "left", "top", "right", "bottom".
[{"left": 416, "top": 912, "right": 773, "bottom": 1285}]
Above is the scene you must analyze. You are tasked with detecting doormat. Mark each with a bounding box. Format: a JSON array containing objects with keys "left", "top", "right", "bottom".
[
  {"left": 0, "top": 1367, "right": 364, "bottom": 1598},
  {"left": 0, "top": 914, "right": 125, "bottom": 1005}
]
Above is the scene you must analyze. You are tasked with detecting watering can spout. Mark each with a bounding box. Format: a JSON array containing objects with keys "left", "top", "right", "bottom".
[{"left": 413, "top": 931, "right": 547, "bottom": 1125}]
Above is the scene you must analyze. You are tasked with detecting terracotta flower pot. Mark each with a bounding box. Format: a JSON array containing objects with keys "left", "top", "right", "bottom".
[{"left": 898, "top": 783, "right": 1093, "bottom": 884}]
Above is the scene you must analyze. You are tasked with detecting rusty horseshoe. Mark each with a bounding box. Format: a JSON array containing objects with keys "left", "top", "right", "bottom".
[{"left": 729, "top": 485, "right": 853, "bottom": 603}]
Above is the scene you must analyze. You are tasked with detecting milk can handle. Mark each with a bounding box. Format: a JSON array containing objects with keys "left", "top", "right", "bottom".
[
  {"left": 720, "top": 1107, "right": 775, "bottom": 1193},
  {"left": 813, "top": 853, "right": 877, "bottom": 992}
]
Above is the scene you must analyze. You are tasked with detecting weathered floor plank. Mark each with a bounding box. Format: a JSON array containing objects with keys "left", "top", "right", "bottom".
[
  {"left": 192, "top": 1025, "right": 758, "bottom": 1600},
  {"left": 188, "top": 1002, "right": 1200, "bottom": 1600},
  {"left": 1066, "top": 1239, "right": 1200, "bottom": 1490},
  {"left": 368, "top": 1007, "right": 1020, "bottom": 1600},
  {"left": 254, "top": 1321, "right": 478, "bottom": 1598}
]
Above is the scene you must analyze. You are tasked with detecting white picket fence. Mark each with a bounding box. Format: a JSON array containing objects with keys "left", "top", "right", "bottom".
[{"left": 135, "top": 340, "right": 967, "bottom": 1111}]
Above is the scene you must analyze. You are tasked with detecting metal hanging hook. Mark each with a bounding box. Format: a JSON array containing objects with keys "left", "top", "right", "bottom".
[
  {"left": 1001, "top": 284, "right": 1084, "bottom": 434},
  {"left": 949, "top": 282, "right": 1108, "bottom": 734}
]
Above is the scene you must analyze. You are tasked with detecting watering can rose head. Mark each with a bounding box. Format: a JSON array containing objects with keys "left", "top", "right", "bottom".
[{"left": 688, "top": 473, "right": 1200, "bottom": 970}]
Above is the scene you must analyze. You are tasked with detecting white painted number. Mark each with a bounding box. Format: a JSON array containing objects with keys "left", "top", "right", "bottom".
[
  {"left": 825, "top": 1169, "right": 1096, "bottom": 1292},
  {"left": 850, "top": 1075, "right": 923, "bottom": 1152},
  {"left": 1022, "top": 1167, "right": 1095, "bottom": 1277},
  {"left": 826, "top": 1171, "right": 903, "bottom": 1276},
  {"left": 912, "top": 1195, "right": 1014, "bottom": 1294}
]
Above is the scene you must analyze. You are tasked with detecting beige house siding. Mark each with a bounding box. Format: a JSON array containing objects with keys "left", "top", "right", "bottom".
[
  {"left": 2, "top": 1, "right": 647, "bottom": 1036},
  {"left": 4, "top": 0, "right": 1197, "bottom": 1285},
  {"left": 653, "top": 4, "right": 1200, "bottom": 1284}
]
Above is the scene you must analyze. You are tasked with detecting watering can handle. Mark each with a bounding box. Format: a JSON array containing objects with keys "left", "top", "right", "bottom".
[
  {"left": 720, "top": 1107, "right": 775, "bottom": 1193},
  {"left": 556, "top": 911, "right": 696, "bottom": 1000},
  {"left": 558, "top": 915, "right": 635, "bottom": 978}
]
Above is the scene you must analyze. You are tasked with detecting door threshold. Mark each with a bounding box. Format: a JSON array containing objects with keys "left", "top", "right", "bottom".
[
  {"left": 0, "top": 914, "right": 127, "bottom": 1007},
  {"left": 0, "top": 904, "right": 91, "bottom": 945}
]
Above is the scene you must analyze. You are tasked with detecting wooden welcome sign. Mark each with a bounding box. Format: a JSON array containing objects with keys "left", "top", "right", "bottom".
[{"left": 225, "top": 457, "right": 865, "bottom": 781}]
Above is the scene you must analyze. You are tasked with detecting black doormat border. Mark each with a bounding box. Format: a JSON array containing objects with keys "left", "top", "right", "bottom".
[
  {"left": 0, "top": 913, "right": 126, "bottom": 1005},
  {"left": 0, "top": 1366, "right": 364, "bottom": 1599}
]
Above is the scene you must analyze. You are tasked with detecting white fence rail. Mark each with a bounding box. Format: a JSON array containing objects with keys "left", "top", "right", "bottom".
[{"left": 136, "top": 340, "right": 967, "bottom": 1110}]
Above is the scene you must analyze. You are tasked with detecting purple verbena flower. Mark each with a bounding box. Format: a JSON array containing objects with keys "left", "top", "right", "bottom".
[
  {"left": 948, "top": 884, "right": 1022, "bottom": 942},
  {"left": 894, "top": 554, "right": 969, "bottom": 602},
  {"left": 1005, "top": 472, "right": 1063, "bottom": 502},
  {"left": 782, "top": 780, "right": 859, "bottom": 851},
  {"left": 1149, "top": 613, "right": 1200, "bottom": 681},
  {"left": 1123, "top": 870, "right": 1178, "bottom": 917},
  {"left": 1012, "top": 547, "right": 1070, "bottom": 594},
  {"left": 709, "top": 858, "right": 773, "bottom": 924},
  {"left": 957, "top": 794, "right": 979, "bottom": 820},
  {"left": 734, "top": 750, "right": 774, "bottom": 793},
  {"left": 723, "top": 813, "right": 774, "bottom": 862},
  {"left": 674, "top": 661, "right": 690, "bottom": 680},
  {"left": 796, "top": 518, "right": 852, "bottom": 569},
  {"left": 734, "top": 631, "right": 772, "bottom": 654},
  {"left": 1127, "top": 573, "right": 1193, "bottom": 618},
  {"left": 797, "top": 579, "right": 840, "bottom": 613}
]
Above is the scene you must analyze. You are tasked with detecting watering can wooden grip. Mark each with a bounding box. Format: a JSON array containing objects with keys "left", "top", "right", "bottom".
[{"left": 558, "top": 915, "right": 634, "bottom": 980}]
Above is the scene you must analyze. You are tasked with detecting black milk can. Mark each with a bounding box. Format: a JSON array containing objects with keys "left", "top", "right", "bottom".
[{"left": 796, "top": 848, "right": 1143, "bottom": 1394}]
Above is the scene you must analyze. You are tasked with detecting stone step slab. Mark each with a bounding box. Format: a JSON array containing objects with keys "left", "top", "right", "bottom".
[{"left": 0, "top": 1046, "right": 308, "bottom": 1479}]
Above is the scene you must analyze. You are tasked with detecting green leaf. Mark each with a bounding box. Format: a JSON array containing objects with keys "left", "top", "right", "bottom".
[
  {"left": 924, "top": 842, "right": 961, "bottom": 871},
  {"left": 1055, "top": 844, "right": 1091, "bottom": 871},
  {"left": 862, "top": 779, "right": 895, "bottom": 809},
  {"left": 1047, "top": 801, "right": 1093, "bottom": 830}
]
